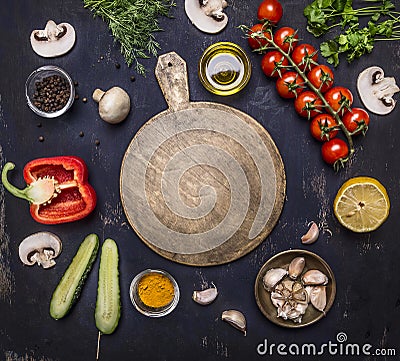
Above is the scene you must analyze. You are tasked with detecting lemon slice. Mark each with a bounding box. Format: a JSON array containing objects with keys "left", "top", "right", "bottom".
[{"left": 333, "top": 177, "right": 390, "bottom": 233}]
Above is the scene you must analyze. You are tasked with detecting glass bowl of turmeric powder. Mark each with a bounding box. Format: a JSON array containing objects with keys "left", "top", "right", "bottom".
[{"left": 130, "top": 269, "right": 180, "bottom": 317}]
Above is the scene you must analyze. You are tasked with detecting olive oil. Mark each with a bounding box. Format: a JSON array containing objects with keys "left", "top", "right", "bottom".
[{"left": 198, "top": 42, "right": 251, "bottom": 96}]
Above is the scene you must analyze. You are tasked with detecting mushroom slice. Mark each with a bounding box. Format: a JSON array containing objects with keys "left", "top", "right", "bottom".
[
  {"left": 19, "top": 232, "right": 62, "bottom": 269},
  {"left": 185, "top": 0, "right": 228, "bottom": 34},
  {"left": 30, "top": 20, "right": 76, "bottom": 57},
  {"left": 357, "top": 66, "right": 399, "bottom": 115}
]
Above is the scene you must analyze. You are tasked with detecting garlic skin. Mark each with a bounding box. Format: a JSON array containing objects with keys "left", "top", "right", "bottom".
[
  {"left": 192, "top": 286, "right": 218, "bottom": 305},
  {"left": 222, "top": 310, "right": 247, "bottom": 336},
  {"left": 301, "top": 222, "right": 320, "bottom": 245},
  {"left": 262, "top": 268, "right": 287, "bottom": 292},
  {"left": 288, "top": 257, "right": 305, "bottom": 280},
  {"left": 302, "top": 269, "right": 328, "bottom": 286},
  {"left": 308, "top": 286, "right": 327, "bottom": 313}
]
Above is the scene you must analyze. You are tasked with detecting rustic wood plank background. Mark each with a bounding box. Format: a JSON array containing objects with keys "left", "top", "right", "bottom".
[{"left": 1, "top": 0, "right": 399, "bottom": 360}]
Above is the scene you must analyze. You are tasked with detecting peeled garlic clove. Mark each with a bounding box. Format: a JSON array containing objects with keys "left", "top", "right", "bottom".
[
  {"left": 302, "top": 269, "right": 328, "bottom": 286},
  {"left": 309, "top": 286, "right": 327, "bottom": 313},
  {"left": 288, "top": 257, "right": 306, "bottom": 280},
  {"left": 222, "top": 310, "right": 247, "bottom": 336},
  {"left": 192, "top": 285, "right": 218, "bottom": 305},
  {"left": 262, "top": 268, "right": 287, "bottom": 292},
  {"left": 301, "top": 222, "right": 319, "bottom": 245}
]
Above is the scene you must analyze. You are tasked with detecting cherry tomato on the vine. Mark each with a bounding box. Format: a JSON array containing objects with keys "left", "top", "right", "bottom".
[
  {"left": 261, "top": 51, "right": 288, "bottom": 78},
  {"left": 321, "top": 138, "right": 349, "bottom": 165},
  {"left": 247, "top": 23, "right": 272, "bottom": 50},
  {"left": 324, "top": 86, "right": 353, "bottom": 114},
  {"left": 307, "top": 65, "right": 334, "bottom": 93},
  {"left": 294, "top": 90, "right": 323, "bottom": 118},
  {"left": 310, "top": 113, "right": 338, "bottom": 142},
  {"left": 273, "top": 27, "right": 298, "bottom": 53},
  {"left": 275, "top": 71, "right": 304, "bottom": 99},
  {"left": 257, "top": 0, "right": 283, "bottom": 25},
  {"left": 342, "top": 108, "right": 370, "bottom": 135},
  {"left": 292, "top": 44, "right": 318, "bottom": 71}
]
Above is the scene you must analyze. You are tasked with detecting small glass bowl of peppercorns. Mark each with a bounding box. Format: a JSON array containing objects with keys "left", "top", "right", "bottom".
[{"left": 25, "top": 65, "right": 75, "bottom": 118}]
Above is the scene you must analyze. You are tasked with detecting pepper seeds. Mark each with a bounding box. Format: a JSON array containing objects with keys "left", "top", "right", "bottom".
[{"left": 33, "top": 75, "right": 71, "bottom": 113}]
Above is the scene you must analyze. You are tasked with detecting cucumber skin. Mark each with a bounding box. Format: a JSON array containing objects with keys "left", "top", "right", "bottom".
[
  {"left": 95, "top": 238, "right": 120, "bottom": 335},
  {"left": 50, "top": 233, "right": 99, "bottom": 320}
]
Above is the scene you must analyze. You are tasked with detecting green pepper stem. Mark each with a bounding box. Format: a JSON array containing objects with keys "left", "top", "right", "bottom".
[{"left": 1, "top": 162, "right": 33, "bottom": 202}]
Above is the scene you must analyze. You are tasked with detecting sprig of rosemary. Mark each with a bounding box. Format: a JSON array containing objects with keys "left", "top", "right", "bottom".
[
  {"left": 304, "top": 0, "right": 400, "bottom": 66},
  {"left": 83, "top": 0, "right": 176, "bottom": 75}
]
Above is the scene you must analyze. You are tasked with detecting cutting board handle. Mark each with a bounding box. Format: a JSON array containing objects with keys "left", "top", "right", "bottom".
[{"left": 155, "top": 52, "right": 190, "bottom": 111}]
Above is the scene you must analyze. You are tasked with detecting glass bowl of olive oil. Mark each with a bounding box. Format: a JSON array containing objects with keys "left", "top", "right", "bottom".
[{"left": 198, "top": 42, "right": 251, "bottom": 96}]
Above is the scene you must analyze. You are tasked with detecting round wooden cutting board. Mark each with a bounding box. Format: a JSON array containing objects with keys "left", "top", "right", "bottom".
[{"left": 120, "top": 52, "right": 286, "bottom": 266}]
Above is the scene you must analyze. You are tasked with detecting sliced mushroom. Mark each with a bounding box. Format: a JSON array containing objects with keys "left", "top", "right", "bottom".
[
  {"left": 30, "top": 20, "right": 76, "bottom": 57},
  {"left": 185, "top": 0, "right": 228, "bottom": 34},
  {"left": 19, "top": 232, "right": 62, "bottom": 269},
  {"left": 357, "top": 66, "right": 399, "bottom": 115}
]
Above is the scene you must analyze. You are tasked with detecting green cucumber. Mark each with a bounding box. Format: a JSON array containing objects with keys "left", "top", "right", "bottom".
[
  {"left": 95, "top": 238, "right": 120, "bottom": 335},
  {"left": 50, "top": 233, "right": 99, "bottom": 320}
]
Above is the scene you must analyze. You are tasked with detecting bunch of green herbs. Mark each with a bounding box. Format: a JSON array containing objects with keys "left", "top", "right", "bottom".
[
  {"left": 304, "top": 0, "right": 400, "bottom": 66},
  {"left": 84, "top": 0, "right": 176, "bottom": 75}
]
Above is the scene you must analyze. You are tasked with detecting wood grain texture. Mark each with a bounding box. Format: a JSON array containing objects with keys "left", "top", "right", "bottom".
[{"left": 121, "top": 53, "right": 286, "bottom": 265}]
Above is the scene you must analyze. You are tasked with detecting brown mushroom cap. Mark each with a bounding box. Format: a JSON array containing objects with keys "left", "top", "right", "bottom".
[{"left": 30, "top": 20, "right": 76, "bottom": 58}]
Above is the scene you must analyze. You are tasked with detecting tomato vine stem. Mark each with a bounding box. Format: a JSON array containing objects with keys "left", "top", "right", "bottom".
[{"left": 241, "top": 25, "right": 355, "bottom": 161}]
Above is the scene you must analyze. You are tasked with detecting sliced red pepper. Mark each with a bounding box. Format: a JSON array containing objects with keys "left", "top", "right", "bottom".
[{"left": 1, "top": 156, "right": 96, "bottom": 224}]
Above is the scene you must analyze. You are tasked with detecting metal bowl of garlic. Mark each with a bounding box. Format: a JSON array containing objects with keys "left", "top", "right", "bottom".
[{"left": 254, "top": 249, "right": 336, "bottom": 328}]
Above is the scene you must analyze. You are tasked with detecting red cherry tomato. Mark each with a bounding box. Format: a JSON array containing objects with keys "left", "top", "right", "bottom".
[
  {"left": 324, "top": 86, "right": 353, "bottom": 114},
  {"left": 310, "top": 113, "right": 338, "bottom": 142},
  {"left": 321, "top": 138, "right": 349, "bottom": 165},
  {"left": 273, "top": 27, "right": 298, "bottom": 53},
  {"left": 261, "top": 51, "right": 288, "bottom": 78},
  {"left": 275, "top": 71, "right": 304, "bottom": 99},
  {"left": 342, "top": 108, "right": 370, "bottom": 134},
  {"left": 294, "top": 90, "right": 323, "bottom": 118},
  {"left": 257, "top": 0, "right": 283, "bottom": 25},
  {"left": 247, "top": 23, "right": 272, "bottom": 50},
  {"left": 307, "top": 65, "right": 334, "bottom": 93},
  {"left": 292, "top": 44, "right": 318, "bottom": 71}
]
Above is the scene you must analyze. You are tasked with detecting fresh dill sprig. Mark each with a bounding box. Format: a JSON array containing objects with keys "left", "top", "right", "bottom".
[{"left": 83, "top": 0, "right": 176, "bottom": 75}]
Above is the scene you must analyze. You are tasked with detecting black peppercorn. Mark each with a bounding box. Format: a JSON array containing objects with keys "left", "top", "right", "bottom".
[{"left": 32, "top": 74, "right": 71, "bottom": 113}]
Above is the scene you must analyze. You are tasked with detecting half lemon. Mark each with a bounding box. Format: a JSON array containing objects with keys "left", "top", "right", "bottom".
[{"left": 333, "top": 177, "right": 390, "bottom": 233}]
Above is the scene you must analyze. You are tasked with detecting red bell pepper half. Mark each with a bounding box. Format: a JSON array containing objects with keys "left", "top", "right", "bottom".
[{"left": 1, "top": 156, "right": 96, "bottom": 224}]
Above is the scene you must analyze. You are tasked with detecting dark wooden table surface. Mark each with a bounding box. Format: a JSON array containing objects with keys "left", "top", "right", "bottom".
[{"left": 1, "top": 1, "right": 399, "bottom": 360}]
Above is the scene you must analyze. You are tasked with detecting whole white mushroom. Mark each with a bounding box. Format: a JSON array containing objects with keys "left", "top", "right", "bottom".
[{"left": 92, "top": 86, "right": 131, "bottom": 124}]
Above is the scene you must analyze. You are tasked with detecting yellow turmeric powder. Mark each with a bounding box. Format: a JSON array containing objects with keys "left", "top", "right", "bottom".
[{"left": 138, "top": 272, "right": 174, "bottom": 309}]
